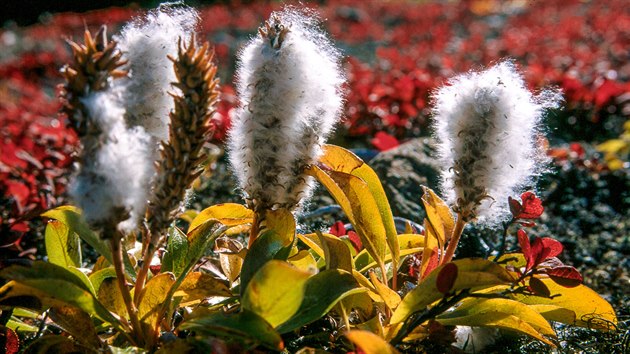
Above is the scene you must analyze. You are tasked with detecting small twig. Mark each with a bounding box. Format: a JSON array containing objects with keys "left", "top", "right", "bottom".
[
  {"left": 494, "top": 219, "right": 514, "bottom": 262},
  {"left": 441, "top": 214, "right": 466, "bottom": 264}
]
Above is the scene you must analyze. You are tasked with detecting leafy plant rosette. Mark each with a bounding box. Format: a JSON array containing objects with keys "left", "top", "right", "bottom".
[{"left": 0, "top": 144, "right": 617, "bottom": 353}]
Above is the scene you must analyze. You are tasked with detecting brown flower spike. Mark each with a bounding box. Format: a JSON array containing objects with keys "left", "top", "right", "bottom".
[{"left": 146, "top": 35, "right": 220, "bottom": 239}]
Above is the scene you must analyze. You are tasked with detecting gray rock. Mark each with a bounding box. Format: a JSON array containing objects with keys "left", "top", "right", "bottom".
[{"left": 368, "top": 137, "right": 441, "bottom": 222}]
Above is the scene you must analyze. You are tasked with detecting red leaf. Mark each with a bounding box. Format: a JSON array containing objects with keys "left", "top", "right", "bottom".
[
  {"left": 1, "top": 327, "right": 19, "bottom": 354},
  {"left": 5, "top": 180, "right": 31, "bottom": 212},
  {"left": 508, "top": 196, "right": 522, "bottom": 218},
  {"left": 436, "top": 262, "right": 458, "bottom": 294},
  {"left": 528, "top": 277, "right": 551, "bottom": 297},
  {"left": 517, "top": 192, "right": 544, "bottom": 219},
  {"left": 347, "top": 231, "right": 363, "bottom": 252},
  {"left": 329, "top": 221, "right": 346, "bottom": 237},
  {"left": 517, "top": 229, "right": 534, "bottom": 270},
  {"left": 421, "top": 248, "right": 440, "bottom": 279},
  {"left": 531, "top": 237, "right": 552, "bottom": 269},
  {"left": 541, "top": 238, "right": 563, "bottom": 258},
  {"left": 547, "top": 266, "right": 583, "bottom": 288},
  {"left": 370, "top": 131, "right": 399, "bottom": 151}
]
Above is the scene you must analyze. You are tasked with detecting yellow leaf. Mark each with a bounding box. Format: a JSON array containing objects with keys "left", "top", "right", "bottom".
[
  {"left": 288, "top": 250, "right": 319, "bottom": 275},
  {"left": 438, "top": 298, "right": 556, "bottom": 338},
  {"left": 527, "top": 304, "right": 577, "bottom": 324},
  {"left": 345, "top": 330, "right": 400, "bottom": 354},
  {"left": 174, "top": 272, "right": 231, "bottom": 306},
  {"left": 597, "top": 139, "right": 626, "bottom": 154},
  {"left": 261, "top": 208, "right": 295, "bottom": 247},
  {"left": 356, "top": 315, "right": 384, "bottom": 337},
  {"left": 342, "top": 292, "right": 375, "bottom": 319},
  {"left": 241, "top": 260, "right": 311, "bottom": 328},
  {"left": 391, "top": 259, "right": 513, "bottom": 324},
  {"left": 512, "top": 278, "right": 617, "bottom": 330},
  {"left": 421, "top": 186, "right": 454, "bottom": 245},
  {"left": 369, "top": 271, "right": 401, "bottom": 311},
  {"left": 321, "top": 145, "right": 401, "bottom": 287},
  {"left": 188, "top": 203, "right": 253, "bottom": 232},
  {"left": 352, "top": 270, "right": 381, "bottom": 302},
  {"left": 420, "top": 219, "right": 441, "bottom": 280},
  {"left": 96, "top": 277, "right": 128, "bottom": 319},
  {"left": 137, "top": 273, "right": 176, "bottom": 343},
  {"left": 298, "top": 233, "right": 325, "bottom": 258},
  {"left": 317, "top": 232, "right": 353, "bottom": 272}
]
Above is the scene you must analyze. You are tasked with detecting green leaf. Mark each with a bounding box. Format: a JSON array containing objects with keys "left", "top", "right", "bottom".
[
  {"left": 41, "top": 206, "right": 136, "bottom": 280},
  {"left": 180, "top": 309, "right": 283, "bottom": 351},
  {"left": 45, "top": 220, "right": 81, "bottom": 268},
  {"left": 391, "top": 259, "right": 514, "bottom": 324},
  {"left": 0, "top": 262, "right": 121, "bottom": 329},
  {"left": 7, "top": 317, "right": 38, "bottom": 333},
  {"left": 511, "top": 277, "right": 617, "bottom": 330},
  {"left": 242, "top": 260, "right": 311, "bottom": 328},
  {"left": 88, "top": 267, "right": 117, "bottom": 294},
  {"left": 162, "top": 227, "right": 189, "bottom": 277},
  {"left": 276, "top": 269, "right": 365, "bottom": 333},
  {"left": 240, "top": 230, "right": 293, "bottom": 295}
]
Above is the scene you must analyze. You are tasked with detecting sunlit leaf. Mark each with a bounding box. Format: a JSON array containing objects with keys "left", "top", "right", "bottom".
[
  {"left": 137, "top": 273, "right": 176, "bottom": 344},
  {"left": 391, "top": 259, "right": 514, "bottom": 324},
  {"left": 420, "top": 219, "right": 440, "bottom": 279},
  {"left": 420, "top": 186, "right": 454, "bottom": 246},
  {"left": 276, "top": 269, "right": 365, "bottom": 333},
  {"left": 321, "top": 145, "right": 401, "bottom": 287},
  {"left": 188, "top": 203, "right": 253, "bottom": 232},
  {"left": 180, "top": 309, "right": 283, "bottom": 351},
  {"left": 345, "top": 330, "right": 399, "bottom": 354},
  {"left": 174, "top": 272, "right": 231, "bottom": 306},
  {"left": 288, "top": 250, "right": 319, "bottom": 275},
  {"left": 216, "top": 238, "right": 246, "bottom": 284},
  {"left": 44, "top": 220, "right": 81, "bottom": 268},
  {"left": 240, "top": 230, "right": 293, "bottom": 295},
  {"left": 41, "top": 206, "right": 136, "bottom": 280},
  {"left": 96, "top": 277, "right": 127, "bottom": 319},
  {"left": 369, "top": 271, "right": 401, "bottom": 311},
  {"left": 354, "top": 234, "right": 423, "bottom": 273},
  {"left": 526, "top": 304, "right": 577, "bottom": 324},
  {"left": 7, "top": 317, "right": 38, "bottom": 333},
  {"left": 298, "top": 233, "right": 325, "bottom": 259},
  {"left": 511, "top": 278, "right": 617, "bottom": 330},
  {"left": 242, "top": 260, "right": 311, "bottom": 328},
  {"left": 317, "top": 232, "right": 353, "bottom": 272}
]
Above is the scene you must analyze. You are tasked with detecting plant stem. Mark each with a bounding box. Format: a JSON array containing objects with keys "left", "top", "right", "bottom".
[
  {"left": 134, "top": 237, "right": 156, "bottom": 303},
  {"left": 494, "top": 219, "right": 513, "bottom": 262},
  {"left": 441, "top": 214, "right": 466, "bottom": 264},
  {"left": 248, "top": 212, "right": 260, "bottom": 248},
  {"left": 108, "top": 228, "right": 143, "bottom": 347}
]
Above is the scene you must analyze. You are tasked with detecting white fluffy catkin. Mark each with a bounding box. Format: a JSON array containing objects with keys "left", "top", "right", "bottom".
[
  {"left": 114, "top": 4, "right": 199, "bottom": 141},
  {"left": 228, "top": 8, "right": 345, "bottom": 211},
  {"left": 70, "top": 92, "right": 153, "bottom": 233},
  {"left": 432, "top": 61, "right": 561, "bottom": 226}
]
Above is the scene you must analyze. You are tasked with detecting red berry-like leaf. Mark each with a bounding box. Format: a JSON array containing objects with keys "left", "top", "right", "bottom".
[
  {"left": 517, "top": 229, "right": 534, "bottom": 270},
  {"left": 1, "top": 327, "right": 19, "bottom": 354},
  {"left": 436, "top": 262, "right": 458, "bottom": 294},
  {"left": 547, "top": 266, "right": 583, "bottom": 288},
  {"left": 541, "top": 238, "right": 563, "bottom": 258},
  {"left": 347, "top": 231, "right": 363, "bottom": 252},
  {"left": 371, "top": 131, "right": 399, "bottom": 151},
  {"left": 518, "top": 192, "right": 544, "bottom": 219},
  {"left": 529, "top": 277, "right": 551, "bottom": 297},
  {"left": 329, "top": 221, "right": 346, "bottom": 237},
  {"left": 149, "top": 264, "right": 161, "bottom": 276}
]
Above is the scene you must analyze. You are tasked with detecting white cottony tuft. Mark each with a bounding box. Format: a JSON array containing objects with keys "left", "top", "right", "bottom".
[
  {"left": 70, "top": 92, "right": 153, "bottom": 232},
  {"left": 228, "top": 8, "right": 345, "bottom": 211},
  {"left": 433, "top": 61, "right": 561, "bottom": 226},
  {"left": 114, "top": 3, "right": 199, "bottom": 141},
  {"left": 454, "top": 326, "right": 499, "bottom": 353}
]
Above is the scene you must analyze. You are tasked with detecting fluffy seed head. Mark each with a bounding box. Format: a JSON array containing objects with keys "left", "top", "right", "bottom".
[
  {"left": 228, "top": 8, "right": 345, "bottom": 211},
  {"left": 114, "top": 3, "right": 199, "bottom": 141},
  {"left": 432, "top": 61, "right": 561, "bottom": 226},
  {"left": 70, "top": 92, "right": 154, "bottom": 232}
]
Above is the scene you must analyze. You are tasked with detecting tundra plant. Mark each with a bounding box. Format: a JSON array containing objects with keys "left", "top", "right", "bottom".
[{"left": 0, "top": 6, "right": 618, "bottom": 354}]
